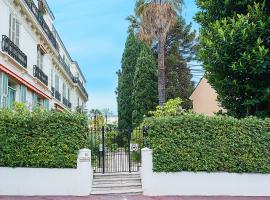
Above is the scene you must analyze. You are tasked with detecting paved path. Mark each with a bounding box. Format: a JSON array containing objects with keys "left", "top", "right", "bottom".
[{"left": 1, "top": 196, "right": 270, "bottom": 200}]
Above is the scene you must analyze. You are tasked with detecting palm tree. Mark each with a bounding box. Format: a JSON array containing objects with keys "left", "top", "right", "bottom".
[{"left": 134, "top": 0, "right": 183, "bottom": 105}]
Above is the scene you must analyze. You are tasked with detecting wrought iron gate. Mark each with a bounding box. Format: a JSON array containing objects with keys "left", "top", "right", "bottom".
[{"left": 88, "top": 127, "right": 146, "bottom": 173}]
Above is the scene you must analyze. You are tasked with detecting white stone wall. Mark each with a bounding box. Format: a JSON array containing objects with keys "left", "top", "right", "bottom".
[
  {"left": 141, "top": 148, "right": 270, "bottom": 196},
  {"left": 0, "top": 149, "right": 93, "bottom": 196}
]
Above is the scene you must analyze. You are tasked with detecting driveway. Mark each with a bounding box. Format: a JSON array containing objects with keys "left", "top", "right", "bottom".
[{"left": 1, "top": 196, "right": 270, "bottom": 200}]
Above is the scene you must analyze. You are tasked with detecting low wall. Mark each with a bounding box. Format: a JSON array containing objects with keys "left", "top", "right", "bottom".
[
  {"left": 141, "top": 148, "right": 270, "bottom": 196},
  {"left": 0, "top": 149, "right": 93, "bottom": 196}
]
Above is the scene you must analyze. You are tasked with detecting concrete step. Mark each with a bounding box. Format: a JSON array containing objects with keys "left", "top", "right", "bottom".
[
  {"left": 93, "top": 173, "right": 140, "bottom": 180},
  {"left": 92, "top": 182, "right": 142, "bottom": 189},
  {"left": 91, "top": 188, "right": 143, "bottom": 195}
]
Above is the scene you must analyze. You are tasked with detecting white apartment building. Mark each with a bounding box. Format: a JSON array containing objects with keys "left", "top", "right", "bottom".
[{"left": 0, "top": 0, "right": 88, "bottom": 111}]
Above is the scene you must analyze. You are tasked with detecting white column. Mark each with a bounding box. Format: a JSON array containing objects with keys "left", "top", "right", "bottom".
[
  {"left": 77, "top": 149, "right": 93, "bottom": 196},
  {"left": 141, "top": 148, "right": 153, "bottom": 195}
]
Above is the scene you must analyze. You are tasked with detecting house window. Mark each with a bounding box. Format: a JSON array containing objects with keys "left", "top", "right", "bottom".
[
  {"left": 37, "top": 47, "right": 44, "bottom": 70},
  {"left": 20, "top": 85, "right": 27, "bottom": 103},
  {"left": 9, "top": 14, "right": 20, "bottom": 47},
  {"left": 43, "top": 99, "right": 49, "bottom": 110},
  {"left": 51, "top": 69, "right": 54, "bottom": 88}
]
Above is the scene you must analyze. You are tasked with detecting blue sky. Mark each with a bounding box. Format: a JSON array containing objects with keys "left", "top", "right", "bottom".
[{"left": 47, "top": 0, "right": 200, "bottom": 114}]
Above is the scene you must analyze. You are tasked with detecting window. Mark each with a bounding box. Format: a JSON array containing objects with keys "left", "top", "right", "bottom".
[
  {"left": 20, "top": 85, "right": 27, "bottom": 103},
  {"left": 77, "top": 96, "right": 80, "bottom": 107},
  {"left": 9, "top": 14, "right": 20, "bottom": 47},
  {"left": 51, "top": 69, "right": 54, "bottom": 88},
  {"left": 55, "top": 74, "right": 59, "bottom": 91},
  {"left": 37, "top": 48, "right": 44, "bottom": 70}
]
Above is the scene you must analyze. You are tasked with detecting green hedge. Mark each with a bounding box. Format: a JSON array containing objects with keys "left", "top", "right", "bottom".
[
  {"left": 145, "top": 114, "right": 270, "bottom": 173},
  {"left": 0, "top": 109, "right": 88, "bottom": 168}
]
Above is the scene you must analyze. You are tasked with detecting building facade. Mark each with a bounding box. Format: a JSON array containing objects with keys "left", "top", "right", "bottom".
[
  {"left": 190, "top": 78, "right": 224, "bottom": 116},
  {"left": 0, "top": 0, "right": 88, "bottom": 111}
]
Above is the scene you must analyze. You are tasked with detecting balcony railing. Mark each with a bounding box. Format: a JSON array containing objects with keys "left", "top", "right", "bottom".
[
  {"left": 58, "top": 56, "right": 75, "bottom": 81},
  {"left": 24, "top": 0, "right": 58, "bottom": 51},
  {"left": 33, "top": 65, "right": 48, "bottom": 86},
  {"left": 51, "top": 87, "right": 55, "bottom": 97},
  {"left": 73, "top": 77, "right": 88, "bottom": 99},
  {"left": 55, "top": 89, "right": 61, "bottom": 101},
  {"left": 1, "top": 35, "right": 27, "bottom": 68},
  {"left": 63, "top": 97, "right": 72, "bottom": 109}
]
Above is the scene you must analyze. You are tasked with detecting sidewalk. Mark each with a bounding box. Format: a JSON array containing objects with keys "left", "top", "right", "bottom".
[{"left": 1, "top": 196, "right": 270, "bottom": 200}]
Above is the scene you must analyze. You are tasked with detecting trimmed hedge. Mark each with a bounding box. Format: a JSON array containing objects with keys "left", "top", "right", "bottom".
[
  {"left": 145, "top": 114, "right": 270, "bottom": 173},
  {"left": 0, "top": 109, "right": 88, "bottom": 168}
]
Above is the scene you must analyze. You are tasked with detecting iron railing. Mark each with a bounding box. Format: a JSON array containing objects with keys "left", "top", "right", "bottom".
[
  {"left": 57, "top": 55, "right": 75, "bottom": 81},
  {"left": 55, "top": 89, "right": 61, "bottom": 101},
  {"left": 1, "top": 35, "right": 27, "bottom": 68},
  {"left": 24, "top": 0, "right": 58, "bottom": 50},
  {"left": 33, "top": 65, "right": 48, "bottom": 86},
  {"left": 73, "top": 77, "right": 88, "bottom": 98},
  {"left": 63, "top": 97, "right": 72, "bottom": 109},
  {"left": 51, "top": 86, "right": 55, "bottom": 97}
]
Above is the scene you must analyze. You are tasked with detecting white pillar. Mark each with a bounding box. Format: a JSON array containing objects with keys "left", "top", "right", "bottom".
[
  {"left": 141, "top": 148, "right": 153, "bottom": 195},
  {"left": 77, "top": 149, "right": 92, "bottom": 196}
]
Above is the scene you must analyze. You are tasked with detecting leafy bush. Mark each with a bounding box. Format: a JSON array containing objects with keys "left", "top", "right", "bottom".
[
  {"left": 144, "top": 114, "right": 270, "bottom": 173},
  {"left": 0, "top": 108, "right": 88, "bottom": 168},
  {"left": 149, "top": 98, "right": 186, "bottom": 117}
]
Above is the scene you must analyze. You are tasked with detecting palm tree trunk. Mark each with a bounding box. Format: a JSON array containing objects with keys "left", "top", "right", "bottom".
[{"left": 158, "top": 39, "right": 166, "bottom": 106}]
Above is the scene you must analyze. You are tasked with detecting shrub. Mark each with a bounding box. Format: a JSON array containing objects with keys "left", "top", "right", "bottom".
[
  {"left": 144, "top": 114, "right": 270, "bottom": 173},
  {"left": 0, "top": 108, "right": 88, "bottom": 168}
]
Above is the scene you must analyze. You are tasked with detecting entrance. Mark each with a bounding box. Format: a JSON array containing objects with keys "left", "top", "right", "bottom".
[{"left": 89, "top": 127, "right": 147, "bottom": 173}]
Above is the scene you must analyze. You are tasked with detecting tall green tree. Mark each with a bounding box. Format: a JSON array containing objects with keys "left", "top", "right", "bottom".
[
  {"left": 164, "top": 17, "right": 196, "bottom": 106},
  {"left": 135, "top": 0, "right": 184, "bottom": 105},
  {"left": 132, "top": 44, "right": 158, "bottom": 127},
  {"left": 196, "top": 2, "right": 270, "bottom": 117},
  {"left": 117, "top": 32, "right": 141, "bottom": 129}
]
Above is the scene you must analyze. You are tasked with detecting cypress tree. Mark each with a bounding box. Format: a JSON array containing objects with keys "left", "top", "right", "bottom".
[
  {"left": 132, "top": 44, "right": 158, "bottom": 127},
  {"left": 117, "top": 32, "right": 141, "bottom": 129}
]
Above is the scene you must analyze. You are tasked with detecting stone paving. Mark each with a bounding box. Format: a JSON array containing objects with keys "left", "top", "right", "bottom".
[{"left": 1, "top": 196, "right": 270, "bottom": 200}]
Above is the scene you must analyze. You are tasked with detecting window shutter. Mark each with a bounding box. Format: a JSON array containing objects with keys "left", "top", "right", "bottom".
[
  {"left": 1, "top": 73, "right": 8, "bottom": 108},
  {"left": 20, "top": 85, "right": 27, "bottom": 103},
  {"left": 9, "top": 14, "right": 12, "bottom": 39},
  {"left": 15, "top": 19, "right": 20, "bottom": 47},
  {"left": 32, "top": 92, "right": 38, "bottom": 109},
  {"left": 11, "top": 17, "right": 15, "bottom": 43},
  {"left": 0, "top": 73, "right": 2, "bottom": 108},
  {"left": 43, "top": 99, "right": 49, "bottom": 110}
]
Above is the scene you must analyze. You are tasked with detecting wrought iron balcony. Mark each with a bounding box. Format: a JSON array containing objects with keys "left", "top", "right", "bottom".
[
  {"left": 33, "top": 65, "right": 48, "bottom": 86},
  {"left": 51, "top": 87, "right": 55, "bottom": 97},
  {"left": 55, "top": 89, "right": 61, "bottom": 102},
  {"left": 63, "top": 97, "right": 72, "bottom": 109},
  {"left": 1, "top": 35, "right": 27, "bottom": 68},
  {"left": 58, "top": 56, "right": 75, "bottom": 81},
  {"left": 24, "top": 0, "right": 58, "bottom": 51},
  {"left": 73, "top": 77, "right": 88, "bottom": 99}
]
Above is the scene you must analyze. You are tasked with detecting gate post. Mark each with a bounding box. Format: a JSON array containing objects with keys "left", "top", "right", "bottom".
[{"left": 102, "top": 126, "right": 105, "bottom": 174}]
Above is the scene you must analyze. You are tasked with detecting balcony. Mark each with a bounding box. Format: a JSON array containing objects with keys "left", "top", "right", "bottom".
[
  {"left": 73, "top": 77, "right": 88, "bottom": 99},
  {"left": 24, "top": 0, "right": 58, "bottom": 51},
  {"left": 58, "top": 56, "right": 75, "bottom": 81},
  {"left": 1, "top": 35, "right": 27, "bottom": 68},
  {"left": 63, "top": 97, "right": 72, "bottom": 109},
  {"left": 33, "top": 65, "right": 48, "bottom": 86},
  {"left": 55, "top": 89, "right": 61, "bottom": 102}
]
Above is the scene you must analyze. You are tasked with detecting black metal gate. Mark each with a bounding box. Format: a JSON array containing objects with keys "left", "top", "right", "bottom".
[{"left": 88, "top": 127, "right": 146, "bottom": 173}]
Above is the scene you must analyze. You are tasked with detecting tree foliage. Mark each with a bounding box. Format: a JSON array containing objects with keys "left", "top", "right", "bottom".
[
  {"left": 196, "top": 1, "right": 270, "bottom": 117},
  {"left": 117, "top": 32, "right": 142, "bottom": 129},
  {"left": 132, "top": 44, "right": 158, "bottom": 127}
]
